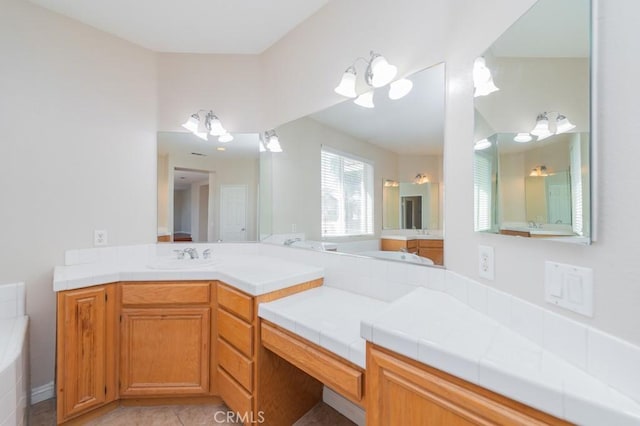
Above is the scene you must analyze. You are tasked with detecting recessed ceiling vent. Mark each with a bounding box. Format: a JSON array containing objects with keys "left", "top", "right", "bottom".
[{"left": 191, "top": 152, "right": 207, "bottom": 157}]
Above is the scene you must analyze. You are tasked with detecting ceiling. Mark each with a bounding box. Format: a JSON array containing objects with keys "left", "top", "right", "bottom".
[
  {"left": 310, "top": 63, "right": 445, "bottom": 156},
  {"left": 157, "top": 131, "right": 260, "bottom": 159},
  {"left": 27, "top": 0, "right": 330, "bottom": 54},
  {"left": 174, "top": 169, "right": 209, "bottom": 190},
  {"left": 489, "top": 0, "right": 589, "bottom": 58}
]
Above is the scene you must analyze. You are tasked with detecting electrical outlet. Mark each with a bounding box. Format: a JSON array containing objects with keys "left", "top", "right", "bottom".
[
  {"left": 478, "top": 245, "right": 494, "bottom": 280},
  {"left": 94, "top": 229, "right": 108, "bottom": 246}
]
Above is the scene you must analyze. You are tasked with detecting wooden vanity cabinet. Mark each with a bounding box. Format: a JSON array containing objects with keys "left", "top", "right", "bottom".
[
  {"left": 381, "top": 238, "right": 418, "bottom": 254},
  {"left": 367, "top": 344, "right": 570, "bottom": 426},
  {"left": 56, "top": 284, "right": 117, "bottom": 424},
  {"left": 216, "top": 280, "right": 324, "bottom": 425},
  {"left": 418, "top": 239, "right": 444, "bottom": 265},
  {"left": 118, "top": 282, "right": 212, "bottom": 397}
]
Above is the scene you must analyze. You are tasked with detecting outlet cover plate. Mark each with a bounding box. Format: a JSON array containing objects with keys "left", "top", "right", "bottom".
[
  {"left": 478, "top": 245, "right": 495, "bottom": 280},
  {"left": 94, "top": 229, "right": 108, "bottom": 246}
]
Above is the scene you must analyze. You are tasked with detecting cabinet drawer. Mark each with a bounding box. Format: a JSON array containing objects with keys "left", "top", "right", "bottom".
[
  {"left": 218, "top": 367, "right": 253, "bottom": 417},
  {"left": 407, "top": 239, "right": 417, "bottom": 249},
  {"left": 218, "top": 284, "right": 253, "bottom": 322},
  {"left": 261, "top": 322, "right": 364, "bottom": 405},
  {"left": 418, "top": 239, "right": 443, "bottom": 248},
  {"left": 121, "top": 282, "right": 210, "bottom": 306},
  {"left": 218, "top": 338, "right": 253, "bottom": 392},
  {"left": 218, "top": 309, "right": 253, "bottom": 357}
]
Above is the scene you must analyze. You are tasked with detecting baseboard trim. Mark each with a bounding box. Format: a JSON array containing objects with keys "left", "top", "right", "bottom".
[
  {"left": 31, "top": 381, "right": 55, "bottom": 405},
  {"left": 322, "top": 386, "right": 365, "bottom": 426}
]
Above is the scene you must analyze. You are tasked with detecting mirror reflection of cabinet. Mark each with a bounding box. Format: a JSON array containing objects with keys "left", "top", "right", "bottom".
[{"left": 473, "top": 0, "right": 592, "bottom": 244}]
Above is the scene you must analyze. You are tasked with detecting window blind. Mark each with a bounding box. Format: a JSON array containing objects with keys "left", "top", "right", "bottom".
[
  {"left": 321, "top": 148, "right": 373, "bottom": 237},
  {"left": 474, "top": 152, "right": 493, "bottom": 231},
  {"left": 570, "top": 141, "right": 584, "bottom": 235}
]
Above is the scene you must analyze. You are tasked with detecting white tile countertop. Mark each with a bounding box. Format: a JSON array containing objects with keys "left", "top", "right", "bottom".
[
  {"left": 53, "top": 252, "right": 324, "bottom": 296},
  {"left": 259, "top": 286, "right": 388, "bottom": 368},
  {"left": 362, "top": 287, "right": 640, "bottom": 426}
]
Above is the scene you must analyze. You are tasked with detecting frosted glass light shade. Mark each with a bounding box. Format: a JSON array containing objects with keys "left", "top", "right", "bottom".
[
  {"left": 556, "top": 115, "right": 576, "bottom": 134},
  {"left": 334, "top": 67, "right": 357, "bottom": 98},
  {"left": 194, "top": 131, "right": 208, "bottom": 141},
  {"left": 182, "top": 114, "right": 200, "bottom": 133},
  {"left": 388, "top": 78, "right": 413, "bottom": 100},
  {"left": 531, "top": 114, "right": 550, "bottom": 136},
  {"left": 209, "top": 116, "right": 226, "bottom": 136},
  {"left": 474, "top": 139, "right": 492, "bottom": 150},
  {"left": 354, "top": 91, "right": 375, "bottom": 108},
  {"left": 514, "top": 133, "right": 533, "bottom": 143},
  {"left": 369, "top": 54, "right": 397, "bottom": 87},
  {"left": 218, "top": 132, "right": 233, "bottom": 143},
  {"left": 267, "top": 135, "right": 282, "bottom": 153},
  {"left": 473, "top": 57, "right": 500, "bottom": 97}
]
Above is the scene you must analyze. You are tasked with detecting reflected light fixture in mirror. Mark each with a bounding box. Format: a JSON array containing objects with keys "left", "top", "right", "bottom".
[
  {"left": 473, "top": 57, "right": 500, "bottom": 97},
  {"left": 262, "top": 130, "right": 283, "bottom": 153},
  {"left": 531, "top": 111, "right": 576, "bottom": 139},
  {"left": 474, "top": 138, "right": 492, "bottom": 150},
  {"left": 513, "top": 133, "right": 533, "bottom": 143}
]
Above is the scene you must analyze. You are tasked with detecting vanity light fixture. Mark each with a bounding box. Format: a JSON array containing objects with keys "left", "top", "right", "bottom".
[
  {"left": 474, "top": 138, "right": 492, "bottom": 150},
  {"left": 413, "top": 173, "right": 430, "bottom": 185},
  {"left": 384, "top": 179, "right": 399, "bottom": 187},
  {"left": 262, "top": 130, "right": 283, "bottom": 153},
  {"left": 514, "top": 133, "right": 533, "bottom": 143},
  {"left": 335, "top": 51, "right": 409, "bottom": 107},
  {"left": 182, "top": 110, "right": 232, "bottom": 143},
  {"left": 473, "top": 57, "right": 500, "bottom": 97},
  {"left": 530, "top": 111, "right": 576, "bottom": 140},
  {"left": 529, "top": 165, "right": 549, "bottom": 177}
]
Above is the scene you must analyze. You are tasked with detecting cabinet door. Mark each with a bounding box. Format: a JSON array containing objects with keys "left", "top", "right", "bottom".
[
  {"left": 56, "top": 285, "right": 116, "bottom": 422},
  {"left": 120, "top": 307, "right": 210, "bottom": 396},
  {"left": 367, "top": 345, "right": 568, "bottom": 426}
]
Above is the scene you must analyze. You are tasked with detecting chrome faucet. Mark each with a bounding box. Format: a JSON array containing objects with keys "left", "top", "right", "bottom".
[
  {"left": 284, "top": 238, "right": 301, "bottom": 246},
  {"left": 183, "top": 248, "right": 199, "bottom": 259},
  {"left": 202, "top": 249, "right": 211, "bottom": 259}
]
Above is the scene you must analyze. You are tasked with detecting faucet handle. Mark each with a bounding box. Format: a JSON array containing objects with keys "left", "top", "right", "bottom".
[
  {"left": 202, "top": 249, "right": 211, "bottom": 259},
  {"left": 173, "top": 249, "right": 185, "bottom": 260}
]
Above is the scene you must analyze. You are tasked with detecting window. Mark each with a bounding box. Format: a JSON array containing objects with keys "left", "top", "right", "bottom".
[
  {"left": 474, "top": 151, "right": 494, "bottom": 232},
  {"left": 321, "top": 148, "right": 373, "bottom": 237}
]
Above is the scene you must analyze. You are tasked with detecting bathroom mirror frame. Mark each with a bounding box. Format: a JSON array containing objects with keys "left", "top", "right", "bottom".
[
  {"left": 473, "top": 0, "right": 597, "bottom": 244},
  {"left": 259, "top": 62, "right": 446, "bottom": 267}
]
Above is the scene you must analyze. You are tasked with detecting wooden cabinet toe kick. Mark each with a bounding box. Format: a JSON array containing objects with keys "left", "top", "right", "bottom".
[{"left": 260, "top": 321, "right": 365, "bottom": 406}]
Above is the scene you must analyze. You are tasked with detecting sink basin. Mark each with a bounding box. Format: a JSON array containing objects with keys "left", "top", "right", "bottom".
[{"left": 147, "top": 258, "right": 218, "bottom": 270}]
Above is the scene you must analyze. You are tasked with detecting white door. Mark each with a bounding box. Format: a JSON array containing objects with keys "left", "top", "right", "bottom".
[{"left": 220, "top": 184, "right": 248, "bottom": 241}]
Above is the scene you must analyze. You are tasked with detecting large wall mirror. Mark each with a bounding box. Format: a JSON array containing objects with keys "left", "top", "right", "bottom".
[
  {"left": 473, "top": 0, "right": 592, "bottom": 244},
  {"left": 260, "top": 62, "right": 445, "bottom": 266},
  {"left": 157, "top": 132, "right": 260, "bottom": 242}
]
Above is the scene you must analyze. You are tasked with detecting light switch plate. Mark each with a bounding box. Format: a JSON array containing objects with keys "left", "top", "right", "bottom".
[
  {"left": 478, "top": 245, "right": 495, "bottom": 280},
  {"left": 545, "top": 261, "right": 593, "bottom": 317}
]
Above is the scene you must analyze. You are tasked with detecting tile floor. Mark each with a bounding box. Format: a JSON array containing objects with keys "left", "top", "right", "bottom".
[{"left": 28, "top": 399, "right": 355, "bottom": 425}]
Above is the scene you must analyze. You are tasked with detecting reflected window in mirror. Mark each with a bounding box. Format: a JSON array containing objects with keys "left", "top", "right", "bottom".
[{"left": 473, "top": 0, "right": 592, "bottom": 244}]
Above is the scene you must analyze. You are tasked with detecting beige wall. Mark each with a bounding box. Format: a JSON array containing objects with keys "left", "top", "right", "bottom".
[
  {"left": 0, "top": 0, "right": 157, "bottom": 387},
  {"left": 157, "top": 53, "right": 264, "bottom": 133}
]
